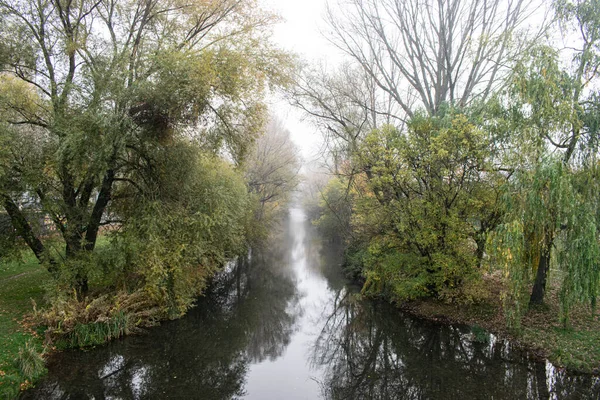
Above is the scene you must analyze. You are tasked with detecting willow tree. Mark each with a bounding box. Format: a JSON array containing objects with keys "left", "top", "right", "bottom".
[
  {"left": 0, "top": 0, "right": 292, "bottom": 293},
  {"left": 490, "top": 0, "right": 600, "bottom": 324}
]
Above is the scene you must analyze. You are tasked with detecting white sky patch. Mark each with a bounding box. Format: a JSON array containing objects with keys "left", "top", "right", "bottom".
[
  {"left": 262, "top": 0, "right": 554, "bottom": 165},
  {"left": 266, "top": 0, "right": 333, "bottom": 60},
  {"left": 262, "top": 0, "right": 343, "bottom": 164}
]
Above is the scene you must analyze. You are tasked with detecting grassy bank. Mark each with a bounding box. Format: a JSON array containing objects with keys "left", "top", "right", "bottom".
[
  {"left": 0, "top": 232, "right": 226, "bottom": 398},
  {"left": 397, "top": 274, "right": 600, "bottom": 374},
  {"left": 0, "top": 252, "right": 49, "bottom": 398}
]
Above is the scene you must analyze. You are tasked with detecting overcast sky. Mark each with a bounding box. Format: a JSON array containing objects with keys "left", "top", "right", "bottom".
[
  {"left": 261, "top": 0, "right": 554, "bottom": 165},
  {"left": 263, "top": 0, "right": 342, "bottom": 164}
]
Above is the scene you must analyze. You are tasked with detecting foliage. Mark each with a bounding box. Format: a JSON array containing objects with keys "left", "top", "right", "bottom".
[
  {"left": 313, "top": 177, "right": 354, "bottom": 241},
  {"left": 106, "top": 146, "right": 251, "bottom": 317},
  {"left": 487, "top": 0, "right": 600, "bottom": 321},
  {"left": 354, "top": 112, "right": 496, "bottom": 303},
  {"left": 490, "top": 154, "right": 600, "bottom": 328},
  {"left": 558, "top": 166, "right": 600, "bottom": 324},
  {"left": 0, "top": 0, "right": 292, "bottom": 294},
  {"left": 15, "top": 341, "right": 45, "bottom": 381},
  {"left": 35, "top": 290, "right": 160, "bottom": 348}
]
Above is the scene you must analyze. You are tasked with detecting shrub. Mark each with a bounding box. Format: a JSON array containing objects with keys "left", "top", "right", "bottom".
[{"left": 15, "top": 341, "right": 45, "bottom": 380}]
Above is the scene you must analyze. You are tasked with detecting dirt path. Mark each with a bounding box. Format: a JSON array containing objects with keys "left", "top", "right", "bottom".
[{"left": 0, "top": 271, "right": 33, "bottom": 283}]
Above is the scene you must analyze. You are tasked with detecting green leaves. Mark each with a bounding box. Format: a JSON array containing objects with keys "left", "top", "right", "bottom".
[
  {"left": 112, "top": 144, "right": 251, "bottom": 316},
  {"left": 492, "top": 155, "right": 600, "bottom": 326},
  {"left": 351, "top": 111, "right": 496, "bottom": 303},
  {"left": 0, "top": 0, "right": 293, "bottom": 294}
]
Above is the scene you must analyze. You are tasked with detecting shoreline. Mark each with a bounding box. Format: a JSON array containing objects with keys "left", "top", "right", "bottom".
[{"left": 387, "top": 283, "right": 600, "bottom": 376}]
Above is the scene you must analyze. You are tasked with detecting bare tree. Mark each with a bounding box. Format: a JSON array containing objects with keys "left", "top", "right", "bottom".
[
  {"left": 289, "top": 62, "right": 408, "bottom": 175},
  {"left": 292, "top": 63, "right": 398, "bottom": 144},
  {"left": 325, "top": 0, "right": 546, "bottom": 118},
  {"left": 245, "top": 116, "right": 301, "bottom": 220}
]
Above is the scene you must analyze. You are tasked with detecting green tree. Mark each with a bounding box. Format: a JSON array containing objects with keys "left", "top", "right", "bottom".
[
  {"left": 355, "top": 112, "right": 498, "bottom": 302},
  {"left": 0, "top": 0, "right": 291, "bottom": 294},
  {"left": 491, "top": 0, "right": 600, "bottom": 312},
  {"left": 113, "top": 144, "right": 252, "bottom": 317}
]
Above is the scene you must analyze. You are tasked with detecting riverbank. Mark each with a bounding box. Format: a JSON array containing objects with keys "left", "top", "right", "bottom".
[
  {"left": 0, "top": 247, "right": 237, "bottom": 399},
  {"left": 396, "top": 273, "right": 600, "bottom": 374},
  {"left": 0, "top": 253, "right": 48, "bottom": 398},
  {"left": 3, "top": 251, "right": 599, "bottom": 398}
]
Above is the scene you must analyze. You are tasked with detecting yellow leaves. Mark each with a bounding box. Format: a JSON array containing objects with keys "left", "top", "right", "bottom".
[
  {"left": 19, "top": 379, "right": 32, "bottom": 391},
  {"left": 0, "top": 73, "right": 43, "bottom": 119},
  {"left": 436, "top": 147, "right": 449, "bottom": 158}
]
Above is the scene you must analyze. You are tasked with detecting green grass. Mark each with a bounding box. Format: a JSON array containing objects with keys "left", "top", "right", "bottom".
[
  {"left": 0, "top": 234, "right": 117, "bottom": 397},
  {"left": 0, "top": 250, "right": 50, "bottom": 398},
  {"left": 522, "top": 325, "right": 600, "bottom": 373}
]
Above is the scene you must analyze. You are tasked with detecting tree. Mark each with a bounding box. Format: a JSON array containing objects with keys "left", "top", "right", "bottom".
[
  {"left": 491, "top": 0, "right": 600, "bottom": 310},
  {"left": 355, "top": 111, "right": 498, "bottom": 302},
  {"left": 528, "top": 0, "right": 600, "bottom": 305},
  {"left": 325, "top": 0, "right": 544, "bottom": 119},
  {"left": 244, "top": 116, "right": 300, "bottom": 224},
  {"left": 0, "top": 0, "right": 291, "bottom": 294},
  {"left": 115, "top": 144, "right": 252, "bottom": 316},
  {"left": 290, "top": 63, "right": 402, "bottom": 164},
  {"left": 291, "top": 0, "right": 541, "bottom": 303}
]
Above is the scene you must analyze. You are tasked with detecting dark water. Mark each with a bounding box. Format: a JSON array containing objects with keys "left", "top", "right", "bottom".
[{"left": 22, "top": 208, "right": 600, "bottom": 399}]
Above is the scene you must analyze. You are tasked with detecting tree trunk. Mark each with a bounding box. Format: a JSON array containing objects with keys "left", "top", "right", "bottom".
[
  {"left": 65, "top": 232, "right": 91, "bottom": 298},
  {"left": 84, "top": 169, "right": 115, "bottom": 251},
  {"left": 2, "top": 195, "right": 57, "bottom": 275},
  {"left": 530, "top": 235, "right": 552, "bottom": 305},
  {"left": 75, "top": 274, "right": 89, "bottom": 298},
  {"left": 475, "top": 234, "right": 486, "bottom": 268}
]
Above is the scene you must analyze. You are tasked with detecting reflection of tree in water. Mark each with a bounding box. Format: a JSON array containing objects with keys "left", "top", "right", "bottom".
[
  {"left": 22, "top": 228, "right": 300, "bottom": 400},
  {"left": 312, "top": 291, "right": 600, "bottom": 400},
  {"left": 301, "top": 220, "right": 347, "bottom": 294},
  {"left": 229, "top": 234, "right": 300, "bottom": 363}
]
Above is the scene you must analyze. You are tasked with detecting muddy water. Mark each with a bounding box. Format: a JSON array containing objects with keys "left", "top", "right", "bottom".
[{"left": 22, "top": 208, "right": 600, "bottom": 399}]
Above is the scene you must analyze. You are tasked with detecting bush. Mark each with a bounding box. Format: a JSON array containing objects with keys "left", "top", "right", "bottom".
[
  {"left": 16, "top": 340, "right": 46, "bottom": 380},
  {"left": 350, "top": 114, "right": 496, "bottom": 304},
  {"left": 34, "top": 291, "right": 162, "bottom": 348}
]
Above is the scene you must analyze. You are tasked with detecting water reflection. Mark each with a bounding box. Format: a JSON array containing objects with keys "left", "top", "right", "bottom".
[
  {"left": 22, "top": 208, "right": 600, "bottom": 399},
  {"left": 22, "top": 214, "right": 302, "bottom": 400},
  {"left": 311, "top": 289, "right": 600, "bottom": 399}
]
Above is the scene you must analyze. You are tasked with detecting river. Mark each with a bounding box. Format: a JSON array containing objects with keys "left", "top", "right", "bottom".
[{"left": 22, "top": 207, "right": 600, "bottom": 399}]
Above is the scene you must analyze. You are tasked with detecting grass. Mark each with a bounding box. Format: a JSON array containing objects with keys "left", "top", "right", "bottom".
[
  {"left": 0, "top": 234, "right": 133, "bottom": 398},
  {"left": 398, "top": 273, "right": 600, "bottom": 374},
  {"left": 64, "top": 311, "right": 131, "bottom": 348},
  {"left": 522, "top": 325, "right": 600, "bottom": 373},
  {"left": 520, "top": 287, "right": 600, "bottom": 373},
  {"left": 0, "top": 250, "right": 50, "bottom": 398}
]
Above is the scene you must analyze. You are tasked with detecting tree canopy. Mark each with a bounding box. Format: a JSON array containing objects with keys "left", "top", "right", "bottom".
[
  {"left": 0, "top": 0, "right": 293, "bottom": 294},
  {"left": 299, "top": 0, "right": 600, "bottom": 328}
]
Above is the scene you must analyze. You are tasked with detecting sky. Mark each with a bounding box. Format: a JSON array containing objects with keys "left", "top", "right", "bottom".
[
  {"left": 260, "top": 0, "right": 554, "bottom": 166},
  {"left": 262, "top": 0, "right": 341, "bottom": 164}
]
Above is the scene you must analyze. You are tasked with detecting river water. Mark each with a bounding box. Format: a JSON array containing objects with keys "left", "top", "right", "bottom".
[{"left": 22, "top": 208, "right": 600, "bottom": 399}]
